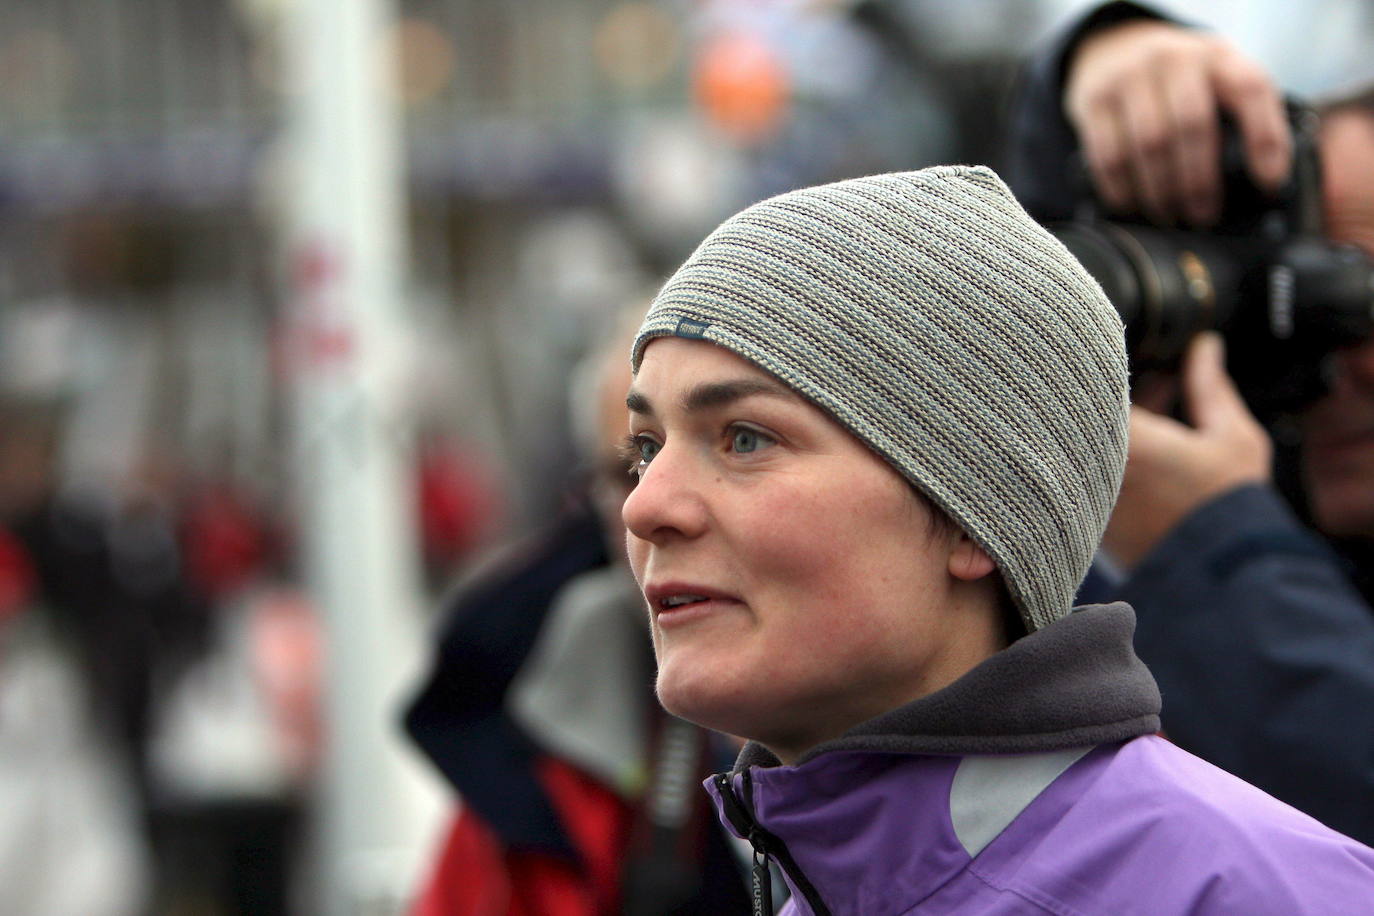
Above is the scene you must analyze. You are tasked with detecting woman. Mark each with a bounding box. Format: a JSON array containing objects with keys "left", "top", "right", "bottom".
[{"left": 620, "top": 166, "right": 1374, "bottom": 915}]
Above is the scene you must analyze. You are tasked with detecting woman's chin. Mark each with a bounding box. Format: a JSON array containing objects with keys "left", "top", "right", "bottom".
[{"left": 655, "top": 661, "right": 752, "bottom": 735}]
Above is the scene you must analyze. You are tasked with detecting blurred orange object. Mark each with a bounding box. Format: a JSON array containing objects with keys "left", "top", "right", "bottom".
[{"left": 693, "top": 29, "right": 789, "bottom": 144}]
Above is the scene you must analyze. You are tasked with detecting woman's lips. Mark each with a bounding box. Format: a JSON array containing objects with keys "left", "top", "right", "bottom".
[
  {"left": 644, "top": 582, "right": 741, "bottom": 627},
  {"left": 654, "top": 598, "right": 738, "bottom": 627}
]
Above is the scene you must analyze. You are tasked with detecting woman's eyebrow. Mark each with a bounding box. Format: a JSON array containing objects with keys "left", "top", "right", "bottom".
[
  {"left": 681, "top": 378, "right": 792, "bottom": 412},
  {"left": 626, "top": 378, "right": 793, "bottom": 417},
  {"left": 626, "top": 390, "right": 654, "bottom": 416}
]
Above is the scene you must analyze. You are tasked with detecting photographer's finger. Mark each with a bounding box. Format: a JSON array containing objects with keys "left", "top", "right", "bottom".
[
  {"left": 1243, "top": 96, "right": 1292, "bottom": 193},
  {"left": 1163, "top": 65, "right": 1222, "bottom": 225},
  {"left": 1120, "top": 77, "right": 1178, "bottom": 223},
  {"left": 1181, "top": 333, "right": 1275, "bottom": 481},
  {"left": 1077, "top": 106, "right": 1136, "bottom": 213},
  {"left": 1213, "top": 52, "right": 1291, "bottom": 191},
  {"left": 1181, "top": 333, "right": 1247, "bottom": 430}
]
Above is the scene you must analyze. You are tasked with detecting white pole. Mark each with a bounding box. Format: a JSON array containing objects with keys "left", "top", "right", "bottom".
[{"left": 281, "top": 1, "right": 443, "bottom": 913}]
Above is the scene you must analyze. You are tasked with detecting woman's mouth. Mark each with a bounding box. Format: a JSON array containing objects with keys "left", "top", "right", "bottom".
[
  {"left": 661, "top": 593, "right": 709, "bottom": 608},
  {"left": 645, "top": 583, "right": 740, "bottom": 626}
]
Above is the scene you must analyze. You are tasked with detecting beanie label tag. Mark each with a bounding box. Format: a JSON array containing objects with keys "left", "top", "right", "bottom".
[{"left": 673, "top": 318, "right": 712, "bottom": 339}]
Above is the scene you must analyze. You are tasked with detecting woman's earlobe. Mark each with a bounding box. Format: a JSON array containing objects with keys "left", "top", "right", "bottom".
[{"left": 948, "top": 535, "right": 996, "bottom": 581}]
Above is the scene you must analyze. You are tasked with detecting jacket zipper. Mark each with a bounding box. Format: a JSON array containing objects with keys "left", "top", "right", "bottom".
[{"left": 714, "top": 771, "right": 832, "bottom": 916}]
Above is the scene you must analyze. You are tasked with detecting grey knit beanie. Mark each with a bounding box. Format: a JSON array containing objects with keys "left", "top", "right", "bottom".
[{"left": 630, "top": 165, "right": 1128, "bottom": 633}]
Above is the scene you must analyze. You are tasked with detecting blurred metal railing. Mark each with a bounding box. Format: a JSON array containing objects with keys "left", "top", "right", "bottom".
[{"left": 0, "top": 0, "right": 653, "bottom": 209}]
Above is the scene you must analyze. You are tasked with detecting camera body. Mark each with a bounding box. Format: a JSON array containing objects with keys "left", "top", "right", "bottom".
[{"left": 1051, "top": 106, "right": 1374, "bottom": 421}]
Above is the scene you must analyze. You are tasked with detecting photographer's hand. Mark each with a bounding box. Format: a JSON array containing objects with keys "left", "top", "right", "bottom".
[
  {"left": 1064, "top": 19, "right": 1291, "bottom": 226},
  {"left": 1104, "top": 334, "right": 1272, "bottom": 569}
]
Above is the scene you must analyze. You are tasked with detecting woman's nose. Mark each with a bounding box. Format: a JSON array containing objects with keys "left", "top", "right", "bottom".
[{"left": 621, "top": 444, "right": 709, "bottom": 545}]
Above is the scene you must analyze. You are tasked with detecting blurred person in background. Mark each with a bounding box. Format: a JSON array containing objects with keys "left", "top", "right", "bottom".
[
  {"left": 0, "top": 294, "right": 324, "bottom": 916},
  {"left": 0, "top": 386, "right": 321, "bottom": 916},
  {"left": 0, "top": 396, "right": 153, "bottom": 916},
  {"left": 146, "top": 475, "right": 321, "bottom": 916},
  {"left": 403, "top": 304, "right": 753, "bottom": 916},
  {"left": 1005, "top": 1, "right": 1374, "bottom": 844}
]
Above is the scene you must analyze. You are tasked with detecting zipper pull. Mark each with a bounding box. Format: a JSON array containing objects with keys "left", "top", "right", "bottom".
[
  {"left": 750, "top": 836, "right": 774, "bottom": 916},
  {"left": 714, "top": 771, "right": 830, "bottom": 916},
  {"left": 716, "top": 773, "right": 776, "bottom": 916}
]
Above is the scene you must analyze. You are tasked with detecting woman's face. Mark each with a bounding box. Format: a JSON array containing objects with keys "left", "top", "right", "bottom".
[{"left": 623, "top": 337, "right": 997, "bottom": 762}]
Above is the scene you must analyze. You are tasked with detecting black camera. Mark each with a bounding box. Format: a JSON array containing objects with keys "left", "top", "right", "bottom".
[{"left": 1050, "top": 107, "right": 1374, "bottom": 421}]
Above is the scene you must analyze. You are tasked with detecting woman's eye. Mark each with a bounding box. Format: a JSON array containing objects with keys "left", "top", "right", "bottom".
[
  {"left": 620, "top": 434, "right": 660, "bottom": 476},
  {"left": 637, "top": 436, "right": 659, "bottom": 466},
  {"left": 635, "top": 436, "right": 661, "bottom": 466},
  {"left": 729, "top": 426, "right": 774, "bottom": 455}
]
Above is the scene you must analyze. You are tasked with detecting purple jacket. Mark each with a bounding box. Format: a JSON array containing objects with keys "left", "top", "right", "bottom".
[{"left": 706, "top": 604, "right": 1374, "bottom": 914}]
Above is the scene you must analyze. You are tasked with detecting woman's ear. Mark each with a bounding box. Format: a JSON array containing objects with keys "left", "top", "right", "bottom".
[{"left": 948, "top": 534, "right": 996, "bottom": 581}]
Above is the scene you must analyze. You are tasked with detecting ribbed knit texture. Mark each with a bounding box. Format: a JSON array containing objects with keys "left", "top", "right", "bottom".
[{"left": 631, "top": 166, "right": 1128, "bottom": 632}]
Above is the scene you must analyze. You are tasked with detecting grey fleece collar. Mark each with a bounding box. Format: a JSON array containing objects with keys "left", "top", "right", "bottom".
[
  {"left": 508, "top": 564, "right": 653, "bottom": 796},
  {"left": 737, "top": 602, "right": 1160, "bottom": 770}
]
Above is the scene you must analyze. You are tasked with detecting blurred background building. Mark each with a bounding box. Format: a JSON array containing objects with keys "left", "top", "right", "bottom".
[{"left": 1, "top": 1, "right": 1371, "bottom": 914}]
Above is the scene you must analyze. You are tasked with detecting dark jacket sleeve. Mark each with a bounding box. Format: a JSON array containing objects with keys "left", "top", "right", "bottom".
[
  {"left": 1122, "top": 484, "right": 1374, "bottom": 844},
  {"left": 1003, "top": 1, "right": 1172, "bottom": 222}
]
